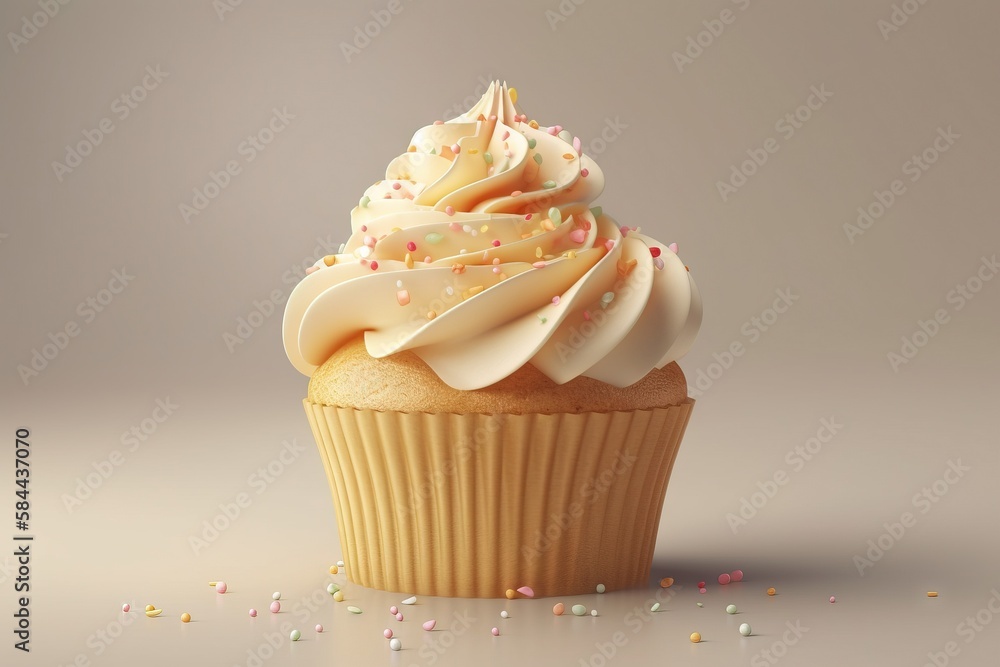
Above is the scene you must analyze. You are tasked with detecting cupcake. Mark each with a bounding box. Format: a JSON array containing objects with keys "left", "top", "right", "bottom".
[{"left": 283, "top": 81, "right": 701, "bottom": 598}]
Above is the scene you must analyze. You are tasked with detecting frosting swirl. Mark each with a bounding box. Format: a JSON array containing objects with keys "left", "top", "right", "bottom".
[{"left": 283, "top": 82, "right": 701, "bottom": 390}]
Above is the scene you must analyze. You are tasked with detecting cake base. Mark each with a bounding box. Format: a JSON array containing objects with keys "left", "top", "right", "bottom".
[{"left": 303, "top": 397, "right": 694, "bottom": 598}]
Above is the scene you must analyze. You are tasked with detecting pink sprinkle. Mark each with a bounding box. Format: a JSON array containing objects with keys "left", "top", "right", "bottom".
[
  {"left": 653, "top": 257, "right": 665, "bottom": 271},
  {"left": 422, "top": 620, "right": 436, "bottom": 631},
  {"left": 603, "top": 239, "right": 615, "bottom": 251},
  {"left": 390, "top": 606, "right": 398, "bottom": 615},
  {"left": 551, "top": 296, "right": 560, "bottom": 305},
  {"left": 122, "top": 603, "right": 130, "bottom": 612},
  {"left": 384, "top": 628, "right": 393, "bottom": 639},
  {"left": 396, "top": 290, "right": 410, "bottom": 306},
  {"left": 581, "top": 168, "right": 589, "bottom": 177},
  {"left": 306, "top": 266, "right": 319, "bottom": 275},
  {"left": 532, "top": 261, "right": 546, "bottom": 269},
  {"left": 270, "top": 601, "right": 281, "bottom": 613},
  {"left": 547, "top": 126, "right": 557, "bottom": 135},
  {"left": 570, "top": 229, "right": 586, "bottom": 244},
  {"left": 573, "top": 136, "right": 581, "bottom": 153},
  {"left": 491, "top": 627, "right": 500, "bottom": 636},
  {"left": 315, "top": 624, "right": 324, "bottom": 633},
  {"left": 699, "top": 588, "right": 707, "bottom": 595},
  {"left": 511, "top": 190, "right": 522, "bottom": 197},
  {"left": 516, "top": 586, "right": 535, "bottom": 598},
  {"left": 492, "top": 258, "right": 500, "bottom": 265},
  {"left": 583, "top": 311, "right": 591, "bottom": 321},
  {"left": 249, "top": 609, "right": 257, "bottom": 617},
  {"left": 493, "top": 267, "right": 501, "bottom": 274},
  {"left": 829, "top": 596, "right": 836, "bottom": 603},
  {"left": 392, "top": 182, "right": 401, "bottom": 190},
  {"left": 445, "top": 206, "right": 455, "bottom": 216},
  {"left": 524, "top": 213, "right": 533, "bottom": 220},
  {"left": 433, "top": 120, "right": 444, "bottom": 125},
  {"left": 554, "top": 125, "right": 563, "bottom": 132},
  {"left": 489, "top": 115, "right": 498, "bottom": 121},
  {"left": 620, "top": 226, "right": 630, "bottom": 237},
  {"left": 731, "top": 570, "right": 744, "bottom": 582},
  {"left": 406, "top": 241, "right": 416, "bottom": 252},
  {"left": 370, "top": 261, "right": 379, "bottom": 270},
  {"left": 360, "top": 225, "right": 367, "bottom": 231},
  {"left": 363, "top": 235, "right": 375, "bottom": 247},
  {"left": 504, "top": 150, "right": 513, "bottom": 158},
  {"left": 718, "top": 573, "right": 732, "bottom": 585},
  {"left": 424, "top": 255, "right": 432, "bottom": 263},
  {"left": 492, "top": 240, "right": 501, "bottom": 247},
  {"left": 502, "top": 130, "right": 510, "bottom": 140},
  {"left": 451, "top": 143, "right": 461, "bottom": 154},
  {"left": 395, "top": 612, "right": 403, "bottom": 621},
  {"left": 668, "top": 242, "right": 678, "bottom": 254}
]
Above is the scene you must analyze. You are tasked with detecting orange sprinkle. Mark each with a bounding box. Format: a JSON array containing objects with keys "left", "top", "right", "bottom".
[
  {"left": 505, "top": 589, "right": 516, "bottom": 600},
  {"left": 767, "top": 588, "right": 776, "bottom": 596},
  {"left": 426, "top": 310, "right": 436, "bottom": 320},
  {"left": 562, "top": 153, "right": 575, "bottom": 160},
  {"left": 659, "top": 577, "right": 674, "bottom": 588},
  {"left": 541, "top": 219, "right": 555, "bottom": 231},
  {"left": 451, "top": 263, "right": 466, "bottom": 274},
  {"left": 528, "top": 120, "right": 539, "bottom": 129},
  {"left": 407, "top": 145, "right": 416, "bottom": 152},
  {"left": 463, "top": 285, "right": 484, "bottom": 299},
  {"left": 323, "top": 254, "right": 337, "bottom": 267},
  {"left": 927, "top": 592, "right": 939, "bottom": 597}
]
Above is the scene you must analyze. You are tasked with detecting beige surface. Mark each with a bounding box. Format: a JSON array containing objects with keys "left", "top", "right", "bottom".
[
  {"left": 2, "top": 0, "right": 1000, "bottom": 665},
  {"left": 308, "top": 335, "right": 688, "bottom": 412}
]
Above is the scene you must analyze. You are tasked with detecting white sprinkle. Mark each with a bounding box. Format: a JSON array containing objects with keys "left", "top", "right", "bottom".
[{"left": 401, "top": 596, "right": 417, "bottom": 605}]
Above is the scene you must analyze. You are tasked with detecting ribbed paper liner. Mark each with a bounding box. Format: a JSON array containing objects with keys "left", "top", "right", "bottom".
[{"left": 304, "top": 398, "right": 693, "bottom": 598}]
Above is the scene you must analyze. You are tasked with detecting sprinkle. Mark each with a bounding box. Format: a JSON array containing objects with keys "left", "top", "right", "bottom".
[
  {"left": 384, "top": 628, "right": 393, "bottom": 639},
  {"left": 660, "top": 578, "right": 674, "bottom": 588},
  {"left": 570, "top": 229, "right": 586, "bottom": 243},
  {"left": 511, "top": 190, "right": 522, "bottom": 197},
  {"left": 590, "top": 206, "right": 603, "bottom": 218},
  {"left": 650, "top": 603, "right": 661, "bottom": 612},
  {"left": 491, "top": 627, "right": 500, "bottom": 636},
  {"left": 347, "top": 606, "right": 362, "bottom": 614},
  {"left": 541, "top": 180, "right": 556, "bottom": 189},
  {"left": 726, "top": 604, "right": 738, "bottom": 614},
  {"left": 481, "top": 225, "right": 489, "bottom": 232},
  {"left": 548, "top": 207, "right": 562, "bottom": 226},
  {"left": 406, "top": 241, "right": 416, "bottom": 252},
  {"left": 502, "top": 130, "right": 510, "bottom": 140},
  {"left": 270, "top": 601, "right": 281, "bottom": 613},
  {"left": 604, "top": 239, "right": 615, "bottom": 251},
  {"left": 305, "top": 266, "right": 319, "bottom": 274},
  {"left": 617, "top": 258, "right": 637, "bottom": 277},
  {"left": 591, "top": 610, "right": 598, "bottom": 617},
  {"left": 273, "top": 592, "right": 282, "bottom": 600},
  {"left": 653, "top": 257, "right": 664, "bottom": 270},
  {"left": 216, "top": 581, "right": 228, "bottom": 594},
  {"left": 551, "top": 296, "right": 560, "bottom": 305},
  {"left": 492, "top": 239, "right": 501, "bottom": 247},
  {"left": 426, "top": 310, "right": 436, "bottom": 320},
  {"left": 316, "top": 624, "right": 324, "bottom": 633},
  {"left": 581, "top": 168, "right": 590, "bottom": 177},
  {"left": 927, "top": 592, "right": 939, "bottom": 597},
  {"left": 690, "top": 632, "right": 702, "bottom": 644},
  {"left": 508, "top": 87, "right": 517, "bottom": 104},
  {"left": 404, "top": 253, "right": 414, "bottom": 269},
  {"left": 516, "top": 586, "right": 534, "bottom": 598},
  {"left": 740, "top": 623, "right": 752, "bottom": 636},
  {"left": 573, "top": 136, "right": 582, "bottom": 153},
  {"left": 524, "top": 213, "right": 533, "bottom": 221},
  {"left": 541, "top": 218, "right": 555, "bottom": 231},
  {"left": 731, "top": 570, "right": 744, "bottom": 582},
  {"left": 535, "top": 247, "right": 543, "bottom": 258},
  {"left": 583, "top": 310, "right": 590, "bottom": 320},
  {"left": 333, "top": 591, "right": 344, "bottom": 602},
  {"left": 468, "top": 148, "right": 478, "bottom": 154},
  {"left": 363, "top": 235, "right": 375, "bottom": 247},
  {"left": 327, "top": 583, "right": 339, "bottom": 594},
  {"left": 767, "top": 587, "right": 776, "bottom": 596},
  {"left": 434, "top": 120, "right": 444, "bottom": 125},
  {"left": 122, "top": 603, "right": 130, "bottom": 612},
  {"left": 444, "top": 206, "right": 455, "bottom": 216},
  {"left": 402, "top": 596, "right": 417, "bottom": 605},
  {"left": 451, "top": 143, "right": 461, "bottom": 154},
  {"left": 249, "top": 608, "right": 257, "bottom": 617},
  {"left": 533, "top": 153, "right": 543, "bottom": 165},
  {"left": 360, "top": 195, "right": 370, "bottom": 208},
  {"left": 572, "top": 605, "right": 587, "bottom": 616},
  {"left": 501, "top": 611, "right": 509, "bottom": 619},
  {"left": 529, "top": 120, "right": 539, "bottom": 129},
  {"left": 547, "top": 126, "right": 558, "bottom": 135},
  {"left": 422, "top": 620, "right": 436, "bottom": 631},
  {"left": 505, "top": 589, "right": 516, "bottom": 600},
  {"left": 650, "top": 246, "right": 662, "bottom": 258},
  {"left": 719, "top": 573, "right": 731, "bottom": 585},
  {"left": 323, "top": 254, "right": 337, "bottom": 267},
  {"left": 389, "top": 638, "right": 402, "bottom": 651},
  {"left": 563, "top": 153, "right": 575, "bottom": 160},
  {"left": 558, "top": 130, "right": 572, "bottom": 143},
  {"left": 668, "top": 242, "right": 678, "bottom": 253},
  {"left": 463, "top": 285, "right": 484, "bottom": 299},
  {"left": 596, "top": 584, "right": 606, "bottom": 594},
  {"left": 538, "top": 315, "right": 547, "bottom": 324},
  {"left": 407, "top": 145, "right": 416, "bottom": 152},
  {"left": 425, "top": 232, "right": 444, "bottom": 244},
  {"left": 451, "top": 263, "right": 465, "bottom": 274},
  {"left": 566, "top": 250, "right": 577, "bottom": 259},
  {"left": 395, "top": 612, "right": 403, "bottom": 621},
  {"left": 601, "top": 292, "right": 615, "bottom": 305},
  {"left": 697, "top": 602, "right": 704, "bottom": 608},
  {"left": 370, "top": 261, "right": 379, "bottom": 270},
  {"left": 483, "top": 151, "right": 493, "bottom": 164},
  {"left": 392, "top": 182, "right": 401, "bottom": 190},
  {"left": 699, "top": 588, "right": 708, "bottom": 595},
  {"left": 390, "top": 606, "right": 398, "bottom": 615},
  {"left": 181, "top": 613, "right": 191, "bottom": 623},
  {"left": 396, "top": 290, "right": 410, "bottom": 306},
  {"left": 290, "top": 629, "right": 301, "bottom": 641},
  {"left": 829, "top": 596, "right": 836, "bottom": 603},
  {"left": 527, "top": 138, "right": 537, "bottom": 149},
  {"left": 532, "top": 261, "right": 546, "bottom": 269}
]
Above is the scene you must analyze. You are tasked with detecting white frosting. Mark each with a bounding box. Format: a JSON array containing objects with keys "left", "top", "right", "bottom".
[{"left": 283, "top": 82, "right": 701, "bottom": 390}]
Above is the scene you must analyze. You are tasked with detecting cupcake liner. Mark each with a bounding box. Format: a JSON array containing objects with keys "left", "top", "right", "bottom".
[{"left": 303, "top": 398, "right": 693, "bottom": 598}]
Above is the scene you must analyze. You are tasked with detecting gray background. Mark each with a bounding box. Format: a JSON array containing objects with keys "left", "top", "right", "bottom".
[{"left": 2, "top": 0, "right": 999, "bottom": 665}]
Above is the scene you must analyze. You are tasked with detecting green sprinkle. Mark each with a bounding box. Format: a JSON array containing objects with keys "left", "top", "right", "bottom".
[
  {"left": 360, "top": 196, "right": 370, "bottom": 208},
  {"left": 571, "top": 604, "right": 587, "bottom": 616},
  {"left": 548, "top": 207, "right": 562, "bottom": 226},
  {"left": 596, "top": 584, "right": 606, "bottom": 594},
  {"left": 589, "top": 205, "right": 603, "bottom": 218},
  {"left": 347, "top": 606, "right": 362, "bottom": 614},
  {"left": 484, "top": 151, "right": 493, "bottom": 164},
  {"left": 430, "top": 148, "right": 436, "bottom": 155},
  {"left": 533, "top": 153, "right": 543, "bottom": 165},
  {"left": 424, "top": 233, "right": 444, "bottom": 245},
  {"left": 601, "top": 292, "right": 615, "bottom": 309},
  {"left": 327, "top": 583, "right": 340, "bottom": 594},
  {"left": 541, "top": 180, "right": 556, "bottom": 189},
  {"left": 726, "top": 604, "right": 738, "bottom": 614},
  {"left": 538, "top": 315, "right": 547, "bottom": 324},
  {"left": 527, "top": 138, "right": 537, "bottom": 149},
  {"left": 650, "top": 603, "right": 661, "bottom": 612},
  {"left": 697, "top": 602, "right": 704, "bottom": 608},
  {"left": 558, "top": 130, "right": 572, "bottom": 143}
]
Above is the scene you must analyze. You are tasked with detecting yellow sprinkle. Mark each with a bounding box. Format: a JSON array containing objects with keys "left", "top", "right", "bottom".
[
  {"left": 407, "top": 145, "right": 416, "bottom": 152},
  {"left": 427, "top": 310, "right": 437, "bottom": 320},
  {"left": 404, "top": 253, "right": 414, "bottom": 269},
  {"left": 535, "top": 247, "right": 543, "bottom": 258},
  {"left": 181, "top": 613, "right": 191, "bottom": 623},
  {"left": 480, "top": 225, "right": 489, "bottom": 232},
  {"left": 468, "top": 148, "right": 479, "bottom": 154},
  {"left": 463, "top": 285, "right": 484, "bottom": 299},
  {"left": 541, "top": 219, "right": 555, "bottom": 231},
  {"left": 329, "top": 565, "right": 339, "bottom": 574},
  {"left": 509, "top": 87, "right": 517, "bottom": 104},
  {"left": 566, "top": 250, "right": 577, "bottom": 259},
  {"left": 497, "top": 272, "right": 507, "bottom": 280},
  {"left": 390, "top": 227, "right": 402, "bottom": 233},
  {"left": 927, "top": 591, "right": 939, "bottom": 597},
  {"left": 323, "top": 254, "right": 337, "bottom": 267},
  {"left": 333, "top": 590, "right": 344, "bottom": 602},
  {"left": 505, "top": 589, "right": 516, "bottom": 600},
  {"left": 521, "top": 233, "right": 532, "bottom": 240},
  {"left": 528, "top": 120, "right": 539, "bottom": 129},
  {"left": 689, "top": 632, "right": 701, "bottom": 644}
]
